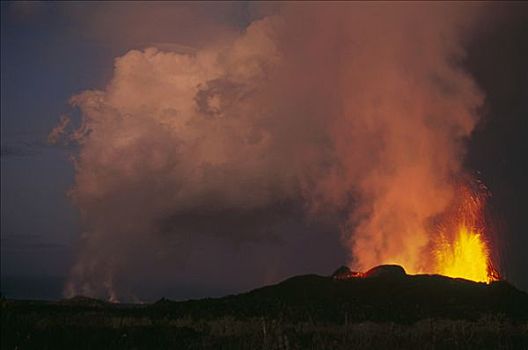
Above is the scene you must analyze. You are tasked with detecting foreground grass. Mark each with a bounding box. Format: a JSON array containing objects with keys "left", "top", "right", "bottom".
[
  {"left": 3, "top": 273, "right": 528, "bottom": 349},
  {"left": 2, "top": 307, "right": 527, "bottom": 350}
]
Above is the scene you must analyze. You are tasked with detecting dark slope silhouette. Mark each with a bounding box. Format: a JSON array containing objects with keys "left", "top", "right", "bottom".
[
  {"left": 2, "top": 266, "right": 528, "bottom": 349},
  {"left": 149, "top": 265, "right": 527, "bottom": 323}
]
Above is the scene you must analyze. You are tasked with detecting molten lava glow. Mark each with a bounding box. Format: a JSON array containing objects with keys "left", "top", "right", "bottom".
[
  {"left": 431, "top": 183, "right": 499, "bottom": 283},
  {"left": 434, "top": 225, "right": 493, "bottom": 283},
  {"left": 346, "top": 181, "right": 500, "bottom": 284}
]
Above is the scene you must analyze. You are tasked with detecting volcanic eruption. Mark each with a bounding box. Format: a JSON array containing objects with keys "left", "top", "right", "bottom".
[
  {"left": 47, "top": 3, "right": 508, "bottom": 300},
  {"left": 432, "top": 182, "right": 500, "bottom": 283},
  {"left": 336, "top": 179, "right": 501, "bottom": 283}
]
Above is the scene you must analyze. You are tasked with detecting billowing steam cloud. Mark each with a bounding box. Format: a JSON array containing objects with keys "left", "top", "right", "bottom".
[{"left": 53, "top": 3, "right": 485, "bottom": 299}]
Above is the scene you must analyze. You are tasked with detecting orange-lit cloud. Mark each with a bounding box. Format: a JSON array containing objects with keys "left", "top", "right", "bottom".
[{"left": 55, "top": 3, "right": 486, "bottom": 299}]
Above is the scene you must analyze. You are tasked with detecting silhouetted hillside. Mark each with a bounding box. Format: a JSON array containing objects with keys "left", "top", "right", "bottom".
[
  {"left": 2, "top": 266, "right": 528, "bottom": 349},
  {"left": 149, "top": 266, "right": 528, "bottom": 323}
]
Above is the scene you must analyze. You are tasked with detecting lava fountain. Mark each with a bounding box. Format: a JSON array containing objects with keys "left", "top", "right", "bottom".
[
  {"left": 348, "top": 178, "right": 501, "bottom": 283},
  {"left": 432, "top": 182, "right": 500, "bottom": 283},
  {"left": 435, "top": 226, "right": 494, "bottom": 282}
]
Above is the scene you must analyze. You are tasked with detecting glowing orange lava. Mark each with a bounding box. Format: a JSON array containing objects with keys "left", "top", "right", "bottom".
[
  {"left": 345, "top": 180, "right": 500, "bottom": 284},
  {"left": 434, "top": 225, "right": 494, "bottom": 282},
  {"left": 432, "top": 183, "right": 499, "bottom": 283}
]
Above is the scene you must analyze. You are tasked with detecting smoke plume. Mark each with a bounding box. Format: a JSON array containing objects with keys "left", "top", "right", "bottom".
[{"left": 54, "top": 3, "right": 485, "bottom": 299}]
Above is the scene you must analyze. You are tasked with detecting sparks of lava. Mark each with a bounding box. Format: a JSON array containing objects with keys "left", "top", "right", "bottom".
[{"left": 432, "top": 182, "right": 499, "bottom": 283}]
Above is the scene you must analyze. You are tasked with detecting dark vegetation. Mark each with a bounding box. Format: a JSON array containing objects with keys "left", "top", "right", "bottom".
[{"left": 2, "top": 266, "right": 528, "bottom": 349}]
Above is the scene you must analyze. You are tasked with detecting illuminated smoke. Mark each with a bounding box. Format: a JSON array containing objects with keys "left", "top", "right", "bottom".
[
  {"left": 280, "top": 3, "right": 484, "bottom": 274},
  {"left": 53, "top": 3, "right": 485, "bottom": 299}
]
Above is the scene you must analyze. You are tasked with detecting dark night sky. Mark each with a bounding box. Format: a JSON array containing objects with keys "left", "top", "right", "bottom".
[
  {"left": 1, "top": 2, "right": 527, "bottom": 300},
  {"left": 464, "top": 6, "right": 528, "bottom": 290}
]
